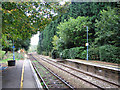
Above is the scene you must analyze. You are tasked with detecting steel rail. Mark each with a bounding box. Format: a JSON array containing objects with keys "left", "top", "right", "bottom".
[
  {"left": 32, "top": 61, "right": 49, "bottom": 90},
  {"left": 42, "top": 56, "right": 120, "bottom": 88},
  {"left": 37, "top": 61, "right": 74, "bottom": 90}
]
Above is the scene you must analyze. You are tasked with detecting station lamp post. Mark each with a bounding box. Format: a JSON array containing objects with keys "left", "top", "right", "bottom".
[{"left": 86, "top": 26, "right": 89, "bottom": 61}]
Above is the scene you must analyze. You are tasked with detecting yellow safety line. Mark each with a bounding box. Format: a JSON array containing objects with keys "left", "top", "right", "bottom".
[{"left": 20, "top": 60, "right": 25, "bottom": 90}]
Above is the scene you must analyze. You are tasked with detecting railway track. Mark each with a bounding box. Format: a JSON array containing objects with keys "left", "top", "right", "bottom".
[
  {"left": 29, "top": 54, "right": 119, "bottom": 89},
  {"left": 40, "top": 56, "right": 120, "bottom": 87},
  {"left": 29, "top": 55, "right": 74, "bottom": 89}
]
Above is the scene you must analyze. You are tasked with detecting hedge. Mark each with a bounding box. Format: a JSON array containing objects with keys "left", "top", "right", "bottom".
[
  {"left": 61, "top": 47, "right": 85, "bottom": 59},
  {"left": 60, "top": 45, "right": 120, "bottom": 64},
  {"left": 88, "top": 45, "right": 120, "bottom": 63},
  {"left": 88, "top": 47, "right": 100, "bottom": 60},
  {"left": 99, "top": 45, "right": 120, "bottom": 63}
]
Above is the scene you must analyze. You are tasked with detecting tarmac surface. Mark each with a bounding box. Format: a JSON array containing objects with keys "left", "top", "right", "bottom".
[{"left": 2, "top": 59, "right": 42, "bottom": 89}]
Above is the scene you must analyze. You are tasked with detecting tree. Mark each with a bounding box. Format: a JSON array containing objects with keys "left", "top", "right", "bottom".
[
  {"left": 37, "top": 2, "right": 118, "bottom": 54},
  {"left": 52, "top": 16, "right": 92, "bottom": 51},
  {"left": 15, "top": 39, "right": 31, "bottom": 51},
  {"left": 88, "top": 7, "right": 120, "bottom": 63},
  {"left": 1, "top": 34, "right": 12, "bottom": 54},
  {"left": 2, "top": 2, "right": 70, "bottom": 52},
  {"left": 95, "top": 7, "right": 120, "bottom": 47},
  {"left": 37, "top": 14, "right": 70, "bottom": 54},
  {"left": 69, "top": 2, "right": 118, "bottom": 40},
  {"left": 2, "top": 2, "right": 35, "bottom": 52}
]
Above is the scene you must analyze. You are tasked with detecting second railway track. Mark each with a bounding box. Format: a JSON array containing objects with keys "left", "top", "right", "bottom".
[
  {"left": 29, "top": 54, "right": 119, "bottom": 89},
  {"left": 40, "top": 55, "right": 120, "bottom": 87}
]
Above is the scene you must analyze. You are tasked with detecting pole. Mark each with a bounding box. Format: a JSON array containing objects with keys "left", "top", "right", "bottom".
[
  {"left": 13, "top": 39, "right": 15, "bottom": 60},
  {"left": 87, "top": 26, "right": 88, "bottom": 61}
]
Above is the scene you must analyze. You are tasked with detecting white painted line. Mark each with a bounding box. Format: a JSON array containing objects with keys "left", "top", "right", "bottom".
[{"left": 29, "top": 59, "right": 43, "bottom": 89}]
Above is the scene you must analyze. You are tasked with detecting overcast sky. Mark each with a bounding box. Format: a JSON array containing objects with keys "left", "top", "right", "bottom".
[{"left": 30, "top": 31, "right": 39, "bottom": 45}]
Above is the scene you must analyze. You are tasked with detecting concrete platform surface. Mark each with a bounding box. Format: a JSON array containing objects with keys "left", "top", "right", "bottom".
[
  {"left": 2, "top": 60, "right": 23, "bottom": 88},
  {"left": 2, "top": 59, "right": 42, "bottom": 89}
]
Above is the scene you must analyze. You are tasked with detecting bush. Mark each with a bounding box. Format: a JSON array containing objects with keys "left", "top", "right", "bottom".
[
  {"left": 2, "top": 51, "right": 25, "bottom": 60},
  {"left": 69, "top": 47, "right": 84, "bottom": 59},
  {"left": 15, "top": 52, "right": 25, "bottom": 60},
  {"left": 61, "top": 49, "right": 70, "bottom": 59},
  {"left": 0, "top": 50, "right": 5, "bottom": 60},
  {"left": 60, "top": 45, "right": 120, "bottom": 64},
  {"left": 99, "top": 45, "right": 120, "bottom": 63},
  {"left": 42, "top": 51, "right": 47, "bottom": 56},
  {"left": 61, "top": 47, "right": 85, "bottom": 59},
  {"left": 51, "top": 49, "right": 59, "bottom": 59},
  {"left": 81, "top": 50, "right": 87, "bottom": 60},
  {"left": 88, "top": 47, "right": 100, "bottom": 60}
]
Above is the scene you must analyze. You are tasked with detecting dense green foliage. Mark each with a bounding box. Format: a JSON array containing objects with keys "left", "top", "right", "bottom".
[
  {"left": 1, "top": 51, "right": 25, "bottom": 62},
  {"left": 95, "top": 7, "right": 120, "bottom": 47},
  {"left": 0, "top": 50, "right": 5, "bottom": 60},
  {"left": 2, "top": 2, "right": 70, "bottom": 53},
  {"left": 37, "top": 14, "right": 69, "bottom": 54},
  {"left": 93, "top": 7, "right": 119, "bottom": 63},
  {"left": 2, "top": 2, "right": 35, "bottom": 52},
  {"left": 99, "top": 45, "right": 119, "bottom": 63},
  {"left": 15, "top": 39, "right": 31, "bottom": 51},
  {"left": 61, "top": 47, "right": 85, "bottom": 59},
  {"left": 53, "top": 16, "right": 92, "bottom": 51},
  {"left": 88, "top": 45, "right": 100, "bottom": 60},
  {"left": 37, "top": 2, "right": 119, "bottom": 63}
]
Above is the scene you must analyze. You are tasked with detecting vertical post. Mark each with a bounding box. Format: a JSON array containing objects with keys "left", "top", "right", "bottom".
[
  {"left": 13, "top": 39, "right": 15, "bottom": 60},
  {"left": 19, "top": 48, "right": 20, "bottom": 59},
  {"left": 87, "top": 26, "right": 88, "bottom": 61}
]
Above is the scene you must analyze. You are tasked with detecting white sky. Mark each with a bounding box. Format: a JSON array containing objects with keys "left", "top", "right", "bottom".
[{"left": 30, "top": 31, "right": 39, "bottom": 45}]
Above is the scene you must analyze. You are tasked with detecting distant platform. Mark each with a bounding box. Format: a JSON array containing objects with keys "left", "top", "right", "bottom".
[{"left": 66, "top": 59, "right": 120, "bottom": 71}]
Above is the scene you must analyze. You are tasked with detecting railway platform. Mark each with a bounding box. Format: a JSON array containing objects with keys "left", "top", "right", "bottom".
[
  {"left": 64, "top": 59, "right": 120, "bottom": 83},
  {"left": 2, "top": 59, "right": 42, "bottom": 89},
  {"left": 65, "top": 59, "right": 120, "bottom": 71}
]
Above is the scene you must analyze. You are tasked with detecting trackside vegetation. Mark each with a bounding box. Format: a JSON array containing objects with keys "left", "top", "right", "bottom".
[
  {"left": 2, "top": 2, "right": 70, "bottom": 53},
  {"left": 37, "top": 2, "right": 120, "bottom": 64},
  {"left": 1, "top": 2, "right": 119, "bottom": 63}
]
